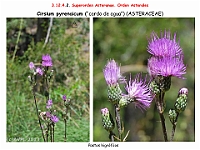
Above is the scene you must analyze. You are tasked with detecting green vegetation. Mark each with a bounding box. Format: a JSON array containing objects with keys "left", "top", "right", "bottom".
[
  {"left": 93, "top": 18, "right": 194, "bottom": 141},
  {"left": 7, "top": 18, "right": 90, "bottom": 142}
]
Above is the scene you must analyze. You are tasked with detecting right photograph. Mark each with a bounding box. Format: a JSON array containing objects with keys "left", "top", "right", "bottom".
[{"left": 93, "top": 18, "right": 195, "bottom": 142}]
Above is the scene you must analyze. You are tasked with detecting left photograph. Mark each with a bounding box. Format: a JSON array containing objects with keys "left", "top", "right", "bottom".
[{"left": 7, "top": 18, "right": 90, "bottom": 142}]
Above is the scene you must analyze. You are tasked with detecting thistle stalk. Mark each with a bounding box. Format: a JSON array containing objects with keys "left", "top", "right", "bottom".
[
  {"left": 114, "top": 104, "right": 122, "bottom": 141},
  {"left": 155, "top": 91, "right": 168, "bottom": 141},
  {"left": 62, "top": 95, "right": 70, "bottom": 142},
  {"left": 33, "top": 93, "right": 46, "bottom": 142},
  {"left": 170, "top": 113, "right": 179, "bottom": 141},
  {"left": 64, "top": 106, "right": 68, "bottom": 142}
]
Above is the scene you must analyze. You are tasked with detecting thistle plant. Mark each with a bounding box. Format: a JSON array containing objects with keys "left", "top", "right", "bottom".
[
  {"left": 147, "top": 30, "right": 188, "bottom": 141},
  {"left": 100, "top": 59, "right": 153, "bottom": 141},
  {"left": 28, "top": 54, "right": 59, "bottom": 142},
  {"left": 100, "top": 30, "right": 188, "bottom": 142}
]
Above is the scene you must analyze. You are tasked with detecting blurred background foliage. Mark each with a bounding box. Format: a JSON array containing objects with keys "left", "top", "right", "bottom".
[
  {"left": 7, "top": 18, "right": 90, "bottom": 142},
  {"left": 93, "top": 18, "right": 194, "bottom": 141}
]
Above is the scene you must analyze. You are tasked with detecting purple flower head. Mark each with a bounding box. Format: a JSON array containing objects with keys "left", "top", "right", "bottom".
[
  {"left": 62, "top": 95, "right": 67, "bottom": 101},
  {"left": 42, "top": 61, "right": 53, "bottom": 67},
  {"left": 147, "top": 30, "right": 183, "bottom": 57},
  {"left": 46, "top": 111, "right": 51, "bottom": 118},
  {"left": 42, "top": 54, "right": 52, "bottom": 61},
  {"left": 36, "top": 67, "right": 43, "bottom": 76},
  {"left": 101, "top": 108, "right": 109, "bottom": 116},
  {"left": 42, "top": 54, "right": 53, "bottom": 67},
  {"left": 51, "top": 115, "right": 59, "bottom": 123},
  {"left": 103, "top": 59, "right": 125, "bottom": 85},
  {"left": 29, "top": 62, "right": 35, "bottom": 69},
  {"left": 148, "top": 56, "right": 186, "bottom": 79},
  {"left": 178, "top": 87, "right": 188, "bottom": 96},
  {"left": 46, "top": 99, "right": 53, "bottom": 109},
  {"left": 124, "top": 74, "right": 153, "bottom": 110}
]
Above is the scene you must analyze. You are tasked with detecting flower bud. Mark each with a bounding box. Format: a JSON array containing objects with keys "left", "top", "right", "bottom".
[
  {"left": 149, "top": 80, "right": 160, "bottom": 94},
  {"left": 155, "top": 76, "right": 171, "bottom": 92},
  {"left": 101, "top": 108, "right": 115, "bottom": 132},
  {"left": 174, "top": 88, "right": 188, "bottom": 113},
  {"left": 28, "top": 75, "right": 32, "bottom": 83},
  {"left": 29, "top": 62, "right": 35, "bottom": 70},
  {"left": 119, "top": 96, "right": 130, "bottom": 108},
  {"left": 107, "top": 83, "right": 122, "bottom": 104},
  {"left": 168, "top": 109, "right": 178, "bottom": 124}
]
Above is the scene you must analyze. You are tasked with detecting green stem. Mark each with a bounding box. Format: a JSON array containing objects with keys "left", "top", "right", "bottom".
[
  {"left": 159, "top": 111, "right": 168, "bottom": 141},
  {"left": 33, "top": 94, "right": 46, "bottom": 142},
  {"left": 53, "top": 124, "right": 55, "bottom": 142},
  {"left": 114, "top": 104, "right": 122, "bottom": 141},
  {"left": 170, "top": 113, "right": 179, "bottom": 141},
  {"left": 44, "top": 69, "right": 50, "bottom": 102},
  {"left": 64, "top": 106, "right": 68, "bottom": 142},
  {"left": 46, "top": 123, "right": 49, "bottom": 142},
  {"left": 155, "top": 92, "right": 168, "bottom": 141},
  {"left": 50, "top": 124, "right": 53, "bottom": 142},
  {"left": 64, "top": 118, "right": 67, "bottom": 142},
  {"left": 12, "top": 18, "right": 23, "bottom": 62},
  {"left": 109, "top": 131, "right": 115, "bottom": 142}
]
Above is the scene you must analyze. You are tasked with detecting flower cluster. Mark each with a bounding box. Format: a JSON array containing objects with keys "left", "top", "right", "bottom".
[
  {"left": 28, "top": 54, "right": 54, "bottom": 89},
  {"left": 103, "top": 60, "right": 153, "bottom": 110},
  {"left": 101, "top": 59, "right": 154, "bottom": 141},
  {"left": 29, "top": 61, "right": 44, "bottom": 76},
  {"left": 100, "top": 30, "right": 188, "bottom": 141},
  {"left": 28, "top": 54, "right": 58, "bottom": 124},
  {"left": 28, "top": 54, "right": 59, "bottom": 142},
  {"left": 45, "top": 99, "right": 59, "bottom": 124},
  {"left": 28, "top": 54, "right": 53, "bottom": 76},
  {"left": 40, "top": 111, "right": 59, "bottom": 124}
]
